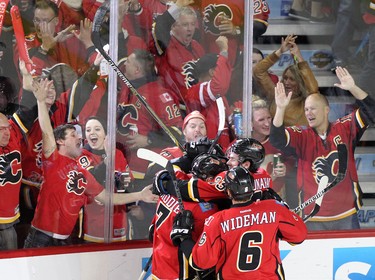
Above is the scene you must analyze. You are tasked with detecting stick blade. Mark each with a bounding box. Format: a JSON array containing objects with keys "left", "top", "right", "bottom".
[
  {"left": 92, "top": 0, "right": 109, "bottom": 34},
  {"left": 137, "top": 148, "right": 168, "bottom": 168},
  {"left": 336, "top": 143, "right": 348, "bottom": 180}
]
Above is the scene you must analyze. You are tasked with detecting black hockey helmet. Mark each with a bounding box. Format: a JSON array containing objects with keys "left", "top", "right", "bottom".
[
  {"left": 231, "top": 138, "right": 265, "bottom": 172},
  {"left": 225, "top": 166, "right": 255, "bottom": 201},
  {"left": 184, "top": 137, "right": 225, "bottom": 159},
  {"left": 191, "top": 153, "right": 228, "bottom": 180}
]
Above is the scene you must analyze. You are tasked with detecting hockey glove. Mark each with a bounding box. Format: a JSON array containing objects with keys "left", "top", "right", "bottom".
[
  {"left": 263, "top": 188, "right": 289, "bottom": 209},
  {"left": 153, "top": 170, "right": 173, "bottom": 195},
  {"left": 170, "top": 210, "right": 194, "bottom": 246}
]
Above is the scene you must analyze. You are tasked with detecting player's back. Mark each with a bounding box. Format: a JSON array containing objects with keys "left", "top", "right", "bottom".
[{"left": 191, "top": 199, "right": 307, "bottom": 279}]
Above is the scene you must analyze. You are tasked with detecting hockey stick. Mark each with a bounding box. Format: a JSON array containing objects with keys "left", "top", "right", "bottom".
[
  {"left": 137, "top": 148, "right": 184, "bottom": 211},
  {"left": 0, "top": 0, "right": 10, "bottom": 37},
  {"left": 293, "top": 144, "right": 348, "bottom": 220},
  {"left": 92, "top": 1, "right": 184, "bottom": 151},
  {"left": 11, "top": 4, "right": 33, "bottom": 73},
  {"left": 207, "top": 96, "right": 225, "bottom": 154},
  {"left": 138, "top": 254, "right": 152, "bottom": 280}
]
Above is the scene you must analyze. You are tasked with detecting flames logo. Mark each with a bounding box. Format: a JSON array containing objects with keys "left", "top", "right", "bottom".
[
  {"left": 0, "top": 151, "right": 22, "bottom": 186},
  {"left": 182, "top": 60, "right": 199, "bottom": 89},
  {"left": 312, "top": 150, "right": 339, "bottom": 185},
  {"left": 66, "top": 170, "right": 87, "bottom": 195},
  {"left": 203, "top": 4, "right": 233, "bottom": 35}
]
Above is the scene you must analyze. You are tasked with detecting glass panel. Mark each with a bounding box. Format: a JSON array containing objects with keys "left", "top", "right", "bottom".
[{"left": 0, "top": 0, "right": 373, "bottom": 256}]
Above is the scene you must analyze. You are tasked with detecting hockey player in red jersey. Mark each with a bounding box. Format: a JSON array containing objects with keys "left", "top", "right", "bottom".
[
  {"left": 161, "top": 138, "right": 276, "bottom": 204},
  {"left": 270, "top": 67, "right": 375, "bottom": 230},
  {"left": 171, "top": 166, "right": 307, "bottom": 279},
  {"left": 149, "top": 153, "right": 227, "bottom": 280},
  {"left": 23, "top": 78, "right": 158, "bottom": 248}
]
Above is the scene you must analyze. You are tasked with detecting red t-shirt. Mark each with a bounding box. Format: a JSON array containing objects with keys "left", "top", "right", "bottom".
[{"left": 32, "top": 150, "right": 103, "bottom": 236}]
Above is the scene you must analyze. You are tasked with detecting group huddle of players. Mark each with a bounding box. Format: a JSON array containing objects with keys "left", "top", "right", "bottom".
[{"left": 147, "top": 136, "right": 306, "bottom": 279}]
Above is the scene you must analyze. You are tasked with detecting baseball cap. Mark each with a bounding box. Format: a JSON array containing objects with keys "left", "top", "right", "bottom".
[
  {"left": 182, "top": 111, "right": 206, "bottom": 130},
  {"left": 194, "top": 53, "right": 219, "bottom": 77}
]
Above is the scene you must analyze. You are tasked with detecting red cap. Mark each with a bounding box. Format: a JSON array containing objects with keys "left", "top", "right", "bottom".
[{"left": 182, "top": 111, "right": 206, "bottom": 130}]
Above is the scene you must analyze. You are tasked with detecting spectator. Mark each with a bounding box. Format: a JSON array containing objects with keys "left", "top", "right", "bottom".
[
  {"left": 23, "top": 78, "right": 157, "bottom": 248},
  {"left": 78, "top": 116, "right": 133, "bottom": 242},
  {"left": 116, "top": 49, "right": 183, "bottom": 239},
  {"left": 330, "top": 0, "right": 365, "bottom": 70},
  {"left": 16, "top": 55, "right": 102, "bottom": 246},
  {"left": 170, "top": 166, "right": 307, "bottom": 279},
  {"left": 16, "top": 0, "right": 95, "bottom": 78},
  {"left": 0, "top": 76, "right": 18, "bottom": 116},
  {"left": 183, "top": 36, "right": 232, "bottom": 148},
  {"left": 0, "top": 97, "right": 35, "bottom": 250},
  {"left": 55, "top": 0, "right": 86, "bottom": 30},
  {"left": 227, "top": 48, "right": 278, "bottom": 106},
  {"left": 357, "top": 0, "right": 375, "bottom": 96},
  {"left": 158, "top": 110, "right": 208, "bottom": 163},
  {"left": 198, "top": 0, "right": 269, "bottom": 50},
  {"left": 253, "top": 34, "right": 319, "bottom": 126},
  {"left": 251, "top": 97, "right": 298, "bottom": 208},
  {"left": 152, "top": 0, "right": 205, "bottom": 109},
  {"left": 116, "top": 49, "right": 183, "bottom": 179},
  {"left": 289, "top": 0, "right": 334, "bottom": 22},
  {"left": 270, "top": 67, "right": 375, "bottom": 230}
]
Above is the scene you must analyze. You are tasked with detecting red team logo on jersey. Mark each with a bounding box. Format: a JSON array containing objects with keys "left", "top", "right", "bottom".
[
  {"left": 313, "top": 149, "right": 339, "bottom": 185},
  {"left": 66, "top": 170, "right": 87, "bottom": 195},
  {"left": 0, "top": 151, "right": 22, "bottom": 185},
  {"left": 203, "top": 4, "right": 233, "bottom": 35}
]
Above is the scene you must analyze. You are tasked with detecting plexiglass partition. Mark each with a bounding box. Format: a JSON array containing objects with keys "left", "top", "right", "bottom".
[{"left": 0, "top": 0, "right": 374, "bottom": 254}]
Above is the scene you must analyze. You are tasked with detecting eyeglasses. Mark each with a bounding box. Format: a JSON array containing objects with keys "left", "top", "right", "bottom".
[{"left": 33, "top": 17, "right": 56, "bottom": 25}]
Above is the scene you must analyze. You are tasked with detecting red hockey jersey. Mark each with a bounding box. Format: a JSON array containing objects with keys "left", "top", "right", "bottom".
[
  {"left": 32, "top": 150, "right": 103, "bottom": 237},
  {"left": 190, "top": 199, "right": 307, "bottom": 279}
]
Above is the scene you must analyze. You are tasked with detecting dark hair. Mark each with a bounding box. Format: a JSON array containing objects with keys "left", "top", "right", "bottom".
[
  {"left": 85, "top": 116, "right": 107, "bottom": 135},
  {"left": 253, "top": 48, "right": 264, "bottom": 59},
  {"left": 0, "top": 76, "right": 16, "bottom": 103},
  {"left": 133, "top": 49, "right": 156, "bottom": 76},
  {"left": 53, "top": 123, "right": 76, "bottom": 148},
  {"left": 41, "top": 63, "right": 78, "bottom": 97}
]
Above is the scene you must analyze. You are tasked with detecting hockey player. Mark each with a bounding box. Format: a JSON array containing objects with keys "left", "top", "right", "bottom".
[
  {"left": 270, "top": 67, "right": 375, "bottom": 230},
  {"left": 155, "top": 138, "right": 274, "bottom": 203},
  {"left": 170, "top": 166, "right": 307, "bottom": 279},
  {"left": 149, "top": 153, "right": 227, "bottom": 279}
]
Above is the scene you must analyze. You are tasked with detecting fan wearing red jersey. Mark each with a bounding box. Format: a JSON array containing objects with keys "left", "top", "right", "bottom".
[
  {"left": 77, "top": 116, "right": 133, "bottom": 243},
  {"left": 171, "top": 166, "right": 307, "bottom": 280},
  {"left": 15, "top": 0, "right": 95, "bottom": 78},
  {"left": 23, "top": 78, "right": 158, "bottom": 248},
  {"left": 151, "top": 0, "right": 205, "bottom": 108},
  {"left": 0, "top": 103, "right": 36, "bottom": 250},
  {"left": 116, "top": 49, "right": 183, "bottom": 180},
  {"left": 271, "top": 67, "right": 375, "bottom": 230},
  {"left": 183, "top": 36, "right": 232, "bottom": 149}
]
